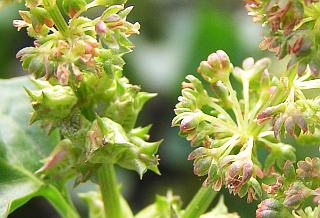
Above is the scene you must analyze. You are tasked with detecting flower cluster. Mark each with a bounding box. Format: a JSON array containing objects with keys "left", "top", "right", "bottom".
[
  {"left": 258, "top": 158, "right": 320, "bottom": 217},
  {"left": 173, "top": 51, "right": 275, "bottom": 203},
  {"left": 15, "top": 0, "right": 161, "bottom": 184},
  {"left": 173, "top": 47, "right": 320, "bottom": 216},
  {"left": 245, "top": 0, "right": 320, "bottom": 76}
]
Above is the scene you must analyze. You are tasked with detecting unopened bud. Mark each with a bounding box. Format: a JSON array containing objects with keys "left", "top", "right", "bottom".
[
  {"left": 297, "top": 157, "right": 320, "bottom": 179},
  {"left": 62, "top": 0, "right": 87, "bottom": 18},
  {"left": 95, "top": 20, "right": 107, "bottom": 35},
  {"left": 30, "top": 7, "right": 54, "bottom": 33},
  {"left": 256, "top": 199, "right": 284, "bottom": 218},
  {"left": 197, "top": 50, "right": 232, "bottom": 83},
  {"left": 193, "top": 156, "right": 212, "bottom": 176},
  {"left": 180, "top": 113, "right": 202, "bottom": 132},
  {"left": 284, "top": 182, "right": 313, "bottom": 208}
]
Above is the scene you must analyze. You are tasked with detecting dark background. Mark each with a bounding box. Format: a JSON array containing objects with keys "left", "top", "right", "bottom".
[{"left": 0, "top": 0, "right": 283, "bottom": 217}]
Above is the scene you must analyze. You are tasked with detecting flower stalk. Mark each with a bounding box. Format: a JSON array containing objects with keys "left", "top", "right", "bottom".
[
  {"left": 97, "top": 163, "right": 123, "bottom": 218},
  {"left": 182, "top": 186, "right": 217, "bottom": 218},
  {"left": 42, "top": 0, "right": 69, "bottom": 36}
]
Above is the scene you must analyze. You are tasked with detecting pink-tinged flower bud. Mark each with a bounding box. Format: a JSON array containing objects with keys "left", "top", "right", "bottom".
[
  {"left": 96, "top": 20, "right": 108, "bottom": 35},
  {"left": 256, "top": 104, "right": 286, "bottom": 124},
  {"left": 35, "top": 139, "right": 72, "bottom": 174},
  {"left": 256, "top": 199, "right": 285, "bottom": 218},
  {"left": 188, "top": 147, "right": 209, "bottom": 160},
  {"left": 225, "top": 159, "right": 253, "bottom": 193},
  {"left": 57, "top": 64, "right": 70, "bottom": 85},
  {"left": 72, "top": 64, "right": 83, "bottom": 81},
  {"left": 309, "top": 58, "right": 320, "bottom": 77},
  {"left": 284, "top": 182, "right": 313, "bottom": 208},
  {"left": 268, "top": 86, "right": 276, "bottom": 95},
  {"left": 283, "top": 160, "right": 296, "bottom": 181},
  {"left": 197, "top": 50, "right": 233, "bottom": 83},
  {"left": 180, "top": 113, "right": 203, "bottom": 133},
  {"left": 297, "top": 157, "right": 320, "bottom": 179},
  {"left": 313, "top": 188, "right": 320, "bottom": 204}
]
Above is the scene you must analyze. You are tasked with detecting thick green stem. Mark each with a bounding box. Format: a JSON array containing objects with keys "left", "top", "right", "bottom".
[
  {"left": 43, "top": 0, "right": 69, "bottom": 37},
  {"left": 182, "top": 186, "right": 217, "bottom": 218},
  {"left": 97, "top": 163, "right": 123, "bottom": 218}
]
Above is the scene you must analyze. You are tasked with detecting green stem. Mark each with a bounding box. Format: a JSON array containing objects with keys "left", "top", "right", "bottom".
[
  {"left": 40, "top": 185, "right": 80, "bottom": 218},
  {"left": 43, "top": 0, "right": 69, "bottom": 37},
  {"left": 97, "top": 163, "right": 123, "bottom": 218},
  {"left": 243, "top": 78, "right": 250, "bottom": 124},
  {"left": 225, "top": 81, "right": 244, "bottom": 129},
  {"left": 182, "top": 186, "right": 217, "bottom": 218}
]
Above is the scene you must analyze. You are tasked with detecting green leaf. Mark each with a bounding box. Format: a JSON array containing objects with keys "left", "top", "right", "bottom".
[
  {"left": 135, "top": 191, "right": 182, "bottom": 218},
  {"left": 200, "top": 196, "right": 240, "bottom": 218},
  {"left": 0, "top": 76, "right": 78, "bottom": 218}
]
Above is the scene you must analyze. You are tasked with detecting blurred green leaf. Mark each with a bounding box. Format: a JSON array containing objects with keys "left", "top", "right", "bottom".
[
  {"left": 135, "top": 191, "right": 182, "bottom": 218},
  {"left": 200, "top": 196, "right": 240, "bottom": 218}
]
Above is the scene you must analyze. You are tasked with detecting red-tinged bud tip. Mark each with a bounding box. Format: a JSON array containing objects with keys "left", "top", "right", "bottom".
[{"left": 96, "top": 20, "right": 107, "bottom": 34}]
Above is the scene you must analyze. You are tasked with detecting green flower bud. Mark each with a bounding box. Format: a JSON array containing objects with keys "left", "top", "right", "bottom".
[
  {"left": 211, "top": 81, "right": 232, "bottom": 108},
  {"left": 28, "top": 55, "right": 45, "bottom": 78},
  {"left": 25, "top": 84, "right": 78, "bottom": 122},
  {"left": 62, "top": 0, "right": 87, "bottom": 18},
  {"left": 193, "top": 156, "right": 212, "bottom": 176},
  {"left": 197, "top": 50, "right": 233, "bottom": 83}
]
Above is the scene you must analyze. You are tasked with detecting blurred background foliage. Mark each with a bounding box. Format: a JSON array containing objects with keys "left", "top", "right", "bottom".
[{"left": 1, "top": 0, "right": 311, "bottom": 217}]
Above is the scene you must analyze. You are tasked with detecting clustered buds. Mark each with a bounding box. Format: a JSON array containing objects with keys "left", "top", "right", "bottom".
[
  {"left": 259, "top": 158, "right": 320, "bottom": 217},
  {"left": 233, "top": 57, "right": 270, "bottom": 82},
  {"left": 197, "top": 50, "right": 233, "bottom": 83},
  {"left": 257, "top": 97, "right": 320, "bottom": 138},
  {"left": 174, "top": 44, "right": 320, "bottom": 217},
  {"left": 245, "top": 0, "right": 320, "bottom": 77},
  {"left": 14, "top": 0, "right": 140, "bottom": 85},
  {"left": 16, "top": 0, "right": 161, "bottom": 184},
  {"left": 173, "top": 51, "right": 273, "bottom": 203}
]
